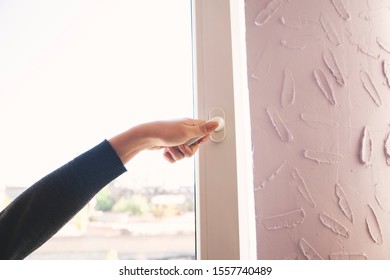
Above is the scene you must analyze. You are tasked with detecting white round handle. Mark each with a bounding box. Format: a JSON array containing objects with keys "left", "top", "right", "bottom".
[{"left": 209, "top": 116, "right": 225, "bottom": 132}]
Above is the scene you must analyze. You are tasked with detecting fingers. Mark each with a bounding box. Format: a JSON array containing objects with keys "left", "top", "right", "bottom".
[
  {"left": 161, "top": 118, "right": 216, "bottom": 163},
  {"left": 197, "top": 134, "right": 211, "bottom": 144},
  {"left": 191, "top": 120, "right": 218, "bottom": 138},
  {"left": 201, "top": 121, "right": 219, "bottom": 135},
  {"left": 164, "top": 147, "right": 184, "bottom": 163},
  {"left": 163, "top": 149, "right": 176, "bottom": 163},
  {"left": 163, "top": 144, "right": 199, "bottom": 163}
]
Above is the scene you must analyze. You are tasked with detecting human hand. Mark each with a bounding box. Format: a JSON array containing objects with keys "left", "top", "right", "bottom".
[
  {"left": 145, "top": 118, "right": 219, "bottom": 163},
  {"left": 109, "top": 118, "right": 218, "bottom": 165}
]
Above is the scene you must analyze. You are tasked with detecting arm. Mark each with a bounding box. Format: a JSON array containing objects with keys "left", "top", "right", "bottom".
[
  {"left": 109, "top": 118, "right": 218, "bottom": 164},
  {"left": 0, "top": 118, "right": 217, "bottom": 259}
]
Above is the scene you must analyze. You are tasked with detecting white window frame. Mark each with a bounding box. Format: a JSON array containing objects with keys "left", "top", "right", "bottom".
[{"left": 192, "top": 0, "right": 257, "bottom": 260}]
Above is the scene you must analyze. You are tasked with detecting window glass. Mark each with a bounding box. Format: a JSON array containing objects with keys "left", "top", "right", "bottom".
[{"left": 0, "top": 0, "right": 195, "bottom": 259}]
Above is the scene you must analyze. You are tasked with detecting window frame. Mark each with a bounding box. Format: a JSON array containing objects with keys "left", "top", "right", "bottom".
[{"left": 192, "top": 0, "right": 256, "bottom": 260}]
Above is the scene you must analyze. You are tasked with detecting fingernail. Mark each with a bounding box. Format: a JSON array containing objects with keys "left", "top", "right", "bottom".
[{"left": 205, "top": 121, "right": 218, "bottom": 131}]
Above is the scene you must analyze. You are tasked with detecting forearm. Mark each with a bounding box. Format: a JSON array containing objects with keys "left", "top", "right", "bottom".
[
  {"left": 0, "top": 140, "right": 126, "bottom": 259},
  {"left": 108, "top": 124, "right": 154, "bottom": 165}
]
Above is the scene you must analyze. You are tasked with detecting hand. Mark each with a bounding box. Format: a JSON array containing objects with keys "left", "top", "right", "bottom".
[
  {"left": 109, "top": 118, "right": 218, "bottom": 165},
  {"left": 144, "top": 118, "right": 215, "bottom": 146},
  {"left": 158, "top": 120, "right": 218, "bottom": 163},
  {"left": 145, "top": 118, "right": 218, "bottom": 163}
]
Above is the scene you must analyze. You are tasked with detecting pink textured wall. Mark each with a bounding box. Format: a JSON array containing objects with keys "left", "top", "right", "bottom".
[{"left": 245, "top": 0, "right": 390, "bottom": 259}]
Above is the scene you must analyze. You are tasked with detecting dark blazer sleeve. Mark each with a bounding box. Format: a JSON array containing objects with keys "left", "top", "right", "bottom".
[{"left": 0, "top": 140, "right": 126, "bottom": 259}]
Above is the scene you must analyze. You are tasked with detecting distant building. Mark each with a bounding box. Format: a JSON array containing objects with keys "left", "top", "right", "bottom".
[{"left": 1, "top": 185, "right": 27, "bottom": 211}]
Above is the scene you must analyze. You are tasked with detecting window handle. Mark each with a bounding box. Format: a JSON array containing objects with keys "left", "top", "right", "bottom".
[
  {"left": 209, "top": 108, "right": 226, "bottom": 143},
  {"left": 186, "top": 113, "right": 225, "bottom": 146}
]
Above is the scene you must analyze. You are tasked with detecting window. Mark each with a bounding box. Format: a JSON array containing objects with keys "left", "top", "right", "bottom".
[
  {"left": 0, "top": 0, "right": 195, "bottom": 260},
  {"left": 0, "top": 0, "right": 256, "bottom": 260}
]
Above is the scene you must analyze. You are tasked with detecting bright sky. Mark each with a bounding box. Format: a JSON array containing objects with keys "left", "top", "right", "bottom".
[{"left": 0, "top": 0, "right": 194, "bottom": 188}]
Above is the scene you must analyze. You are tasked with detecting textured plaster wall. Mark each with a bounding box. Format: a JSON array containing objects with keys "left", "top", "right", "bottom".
[{"left": 244, "top": 0, "right": 390, "bottom": 259}]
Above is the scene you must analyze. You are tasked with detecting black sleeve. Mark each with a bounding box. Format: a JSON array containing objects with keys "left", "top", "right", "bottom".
[{"left": 0, "top": 140, "right": 127, "bottom": 259}]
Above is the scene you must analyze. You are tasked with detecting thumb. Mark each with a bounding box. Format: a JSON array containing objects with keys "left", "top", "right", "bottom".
[{"left": 195, "top": 120, "right": 219, "bottom": 136}]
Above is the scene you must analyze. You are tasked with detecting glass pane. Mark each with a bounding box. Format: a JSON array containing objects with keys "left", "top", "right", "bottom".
[{"left": 0, "top": 0, "right": 195, "bottom": 259}]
